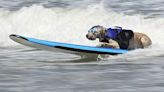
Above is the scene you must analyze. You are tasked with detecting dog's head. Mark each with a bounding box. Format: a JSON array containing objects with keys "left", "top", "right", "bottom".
[{"left": 86, "top": 25, "right": 106, "bottom": 41}]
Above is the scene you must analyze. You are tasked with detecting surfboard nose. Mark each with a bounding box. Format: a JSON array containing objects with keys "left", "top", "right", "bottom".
[
  {"left": 9, "top": 34, "right": 17, "bottom": 40},
  {"left": 9, "top": 34, "right": 28, "bottom": 40},
  {"left": 9, "top": 34, "right": 17, "bottom": 37}
]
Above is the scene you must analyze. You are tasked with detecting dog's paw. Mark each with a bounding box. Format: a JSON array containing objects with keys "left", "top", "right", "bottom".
[
  {"left": 99, "top": 43, "right": 116, "bottom": 48},
  {"left": 96, "top": 44, "right": 103, "bottom": 47}
]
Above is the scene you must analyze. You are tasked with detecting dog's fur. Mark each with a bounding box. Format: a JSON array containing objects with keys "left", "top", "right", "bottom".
[{"left": 86, "top": 26, "right": 152, "bottom": 50}]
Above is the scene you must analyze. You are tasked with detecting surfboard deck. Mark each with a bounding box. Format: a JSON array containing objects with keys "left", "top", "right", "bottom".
[{"left": 9, "top": 34, "right": 128, "bottom": 55}]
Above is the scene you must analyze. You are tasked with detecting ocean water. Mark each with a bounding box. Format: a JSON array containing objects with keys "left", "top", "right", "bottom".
[{"left": 1, "top": 0, "right": 164, "bottom": 92}]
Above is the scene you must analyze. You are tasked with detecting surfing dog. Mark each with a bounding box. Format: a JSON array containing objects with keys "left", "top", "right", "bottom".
[{"left": 86, "top": 25, "right": 152, "bottom": 50}]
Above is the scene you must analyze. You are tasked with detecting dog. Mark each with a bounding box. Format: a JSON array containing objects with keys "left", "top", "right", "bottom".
[{"left": 86, "top": 25, "right": 152, "bottom": 50}]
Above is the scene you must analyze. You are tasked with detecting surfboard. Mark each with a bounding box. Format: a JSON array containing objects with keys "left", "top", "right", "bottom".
[{"left": 9, "top": 34, "right": 128, "bottom": 55}]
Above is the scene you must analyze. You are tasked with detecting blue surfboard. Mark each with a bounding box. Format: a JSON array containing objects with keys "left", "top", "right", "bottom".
[{"left": 9, "top": 34, "right": 128, "bottom": 55}]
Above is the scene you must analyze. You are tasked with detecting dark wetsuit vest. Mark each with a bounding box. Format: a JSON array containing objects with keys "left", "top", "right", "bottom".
[{"left": 105, "top": 28, "right": 134, "bottom": 49}]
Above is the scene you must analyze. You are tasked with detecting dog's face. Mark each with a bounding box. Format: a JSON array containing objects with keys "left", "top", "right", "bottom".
[{"left": 86, "top": 25, "right": 105, "bottom": 40}]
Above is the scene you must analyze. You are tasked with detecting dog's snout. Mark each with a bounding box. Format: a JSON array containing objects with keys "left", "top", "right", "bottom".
[
  {"left": 86, "top": 34, "right": 96, "bottom": 40},
  {"left": 86, "top": 34, "right": 89, "bottom": 38}
]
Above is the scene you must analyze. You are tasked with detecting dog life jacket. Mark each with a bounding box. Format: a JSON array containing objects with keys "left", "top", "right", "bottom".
[
  {"left": 105, "top": 27, "right": 122, "bottom": 39},
  {"left": 105, "top": 27, "right": 134, "bottom": 49}
]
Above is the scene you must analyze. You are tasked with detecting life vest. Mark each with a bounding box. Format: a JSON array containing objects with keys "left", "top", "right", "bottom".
[
  {"left": 105, "top": 27, "right": 134, "bottom": 49},
  {"left": 105, "top": 27, "right": 123, "bottom": 39}
]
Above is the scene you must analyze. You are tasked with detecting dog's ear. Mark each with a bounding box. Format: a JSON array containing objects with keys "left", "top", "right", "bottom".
[
  {"left": 98, "top": 28, "right": 106, "bottom": 41},
  {"left": 98, "top": 34, "right": 107, "bottom": 42},
  {"left": 98, "top": 33, "right": 103, "bottom": 41}
]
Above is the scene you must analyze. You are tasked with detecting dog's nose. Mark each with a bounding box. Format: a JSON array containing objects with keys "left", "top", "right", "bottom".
[{"left": 86, "top": 34, "right": 89, "bottom": 38}]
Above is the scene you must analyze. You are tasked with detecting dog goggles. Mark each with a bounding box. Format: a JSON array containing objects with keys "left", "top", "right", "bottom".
[{"left": 88, "top": 27, "right": 98, "bottom": 33}]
